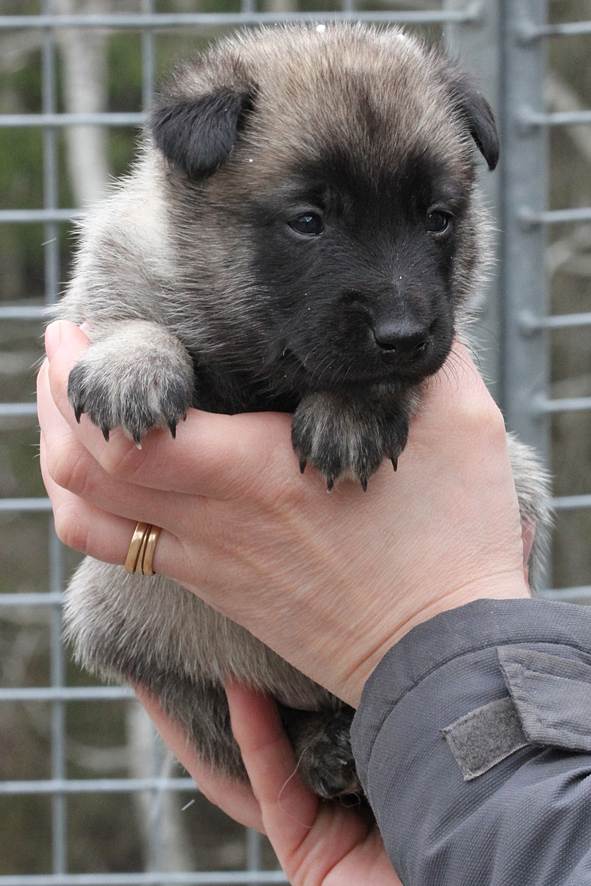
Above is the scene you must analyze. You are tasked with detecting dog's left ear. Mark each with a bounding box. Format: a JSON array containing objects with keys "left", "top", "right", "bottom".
[
  {"left": 447, "top": 73, "right": 500, "bottom": 172},
  {"left": 149, "top": 88, "right": 253, "bottom": 180}
]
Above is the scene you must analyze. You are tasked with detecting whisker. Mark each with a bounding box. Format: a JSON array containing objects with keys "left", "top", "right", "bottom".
[{"left": 276, "top": 742, "right": 316, "bottom": 829}]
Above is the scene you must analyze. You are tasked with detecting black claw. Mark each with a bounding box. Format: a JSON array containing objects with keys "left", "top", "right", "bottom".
[
  {"left": 168, "top": 421, "right": 177, "bottom": 439},
  {"left": 326, "top": 477, "right": 335, "bottom": 492},
  {"left": 74, "top": 403, "right": 83, "bottom": 423},
  {"left": 360, "top": 477, "right": 368, "bottom": 492},
  {"left": 132, "top": 429, "right": 142, "bottom": 446},
  {"left": 299, "top": 458, "right": 307, "bottom": 475},
  {"left": 391, "top": 457, "right": 398, "bottom": 472},
  {"left": 101, "top": 425, "right": 110, "bottom": 443}
]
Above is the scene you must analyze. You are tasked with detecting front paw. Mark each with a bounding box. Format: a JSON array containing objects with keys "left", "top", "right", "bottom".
[
  {"left": 291, "top": 392, "right": 409, "bottom": 490},
  {"left": 68, "top": 326, "right": 194, "bottom": 443}
]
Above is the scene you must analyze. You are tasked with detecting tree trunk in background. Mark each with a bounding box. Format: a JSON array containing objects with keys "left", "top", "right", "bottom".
[
  {"left": 54, "top": 0, "right": 110, "bottom": 206},
  {"left": 126, "top": 702, "right": 195, "bottom": 875},
  {"left": 55, "top": 0, "right": 195, "bottom": 871}
]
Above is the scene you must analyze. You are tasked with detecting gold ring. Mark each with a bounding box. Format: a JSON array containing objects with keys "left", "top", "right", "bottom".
[
  {"left": 140, "top": 524, "right": 161, "bottom": 576},
  {"left": 124, "top": 522, "right": 161, "bottom": 575}
]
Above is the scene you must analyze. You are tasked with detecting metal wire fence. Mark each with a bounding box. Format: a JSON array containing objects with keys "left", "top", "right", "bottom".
[
  {"left": 0, "top": 0, "right": 590, "bottom": 883},
  {"left": 500, "top": 0, "right": 591, "bottom": 603}
]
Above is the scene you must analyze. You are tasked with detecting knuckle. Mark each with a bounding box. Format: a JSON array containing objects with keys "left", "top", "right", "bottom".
[
  {"left": 454, "top": 379, "right": 506, "bottom": 440},
  {"left": 36, "top": 358, "right": 49, "bottom": 395},
  {"left": 46, "top": 435, "right": 98, "bottom": 499},
  {"left": 472, "top": 396, "right": 506, "bottom": 440},
  {"left": 53, "top": 501, "right": 90, "bottom": 554},
  {"left": 45, "top": 435, "right": 79, "bottom": 490},
  {"left": 98, "top": 434, "right": 147, "bottom": 479}
]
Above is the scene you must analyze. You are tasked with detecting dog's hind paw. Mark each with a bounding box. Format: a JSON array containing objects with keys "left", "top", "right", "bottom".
[{"left": 279, "top": 705, "right": 362, "bottom": 800}]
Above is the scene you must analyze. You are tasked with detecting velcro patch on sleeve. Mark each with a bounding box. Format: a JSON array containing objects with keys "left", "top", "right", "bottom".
[
  {"left": 443, "top": 695, "right": 529, "bottom": 781},
  {"left": 445, "top": 645, "right": 591, "bottom": 781}
]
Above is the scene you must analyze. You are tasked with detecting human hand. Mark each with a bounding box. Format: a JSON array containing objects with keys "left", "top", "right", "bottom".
[
  {"left": 136, "top": 680, "right": 402, "bottom": 885},
  {"left": 39, "top": 321, "right": 529, "bottom": 707}
]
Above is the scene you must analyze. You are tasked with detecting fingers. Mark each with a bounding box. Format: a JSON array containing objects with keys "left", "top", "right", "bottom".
[
  {"left": 44, "top": 321, "right": 297, "bottom": 500},
  {"left": 40, "top": 424, "right": 196, "bottom": 580},
  {"left": 226, "top": 682, "right": 319, "bottom": 833},
  {"left": 42, "top": 323, "right": 502, "bottom": 517},
  {"left": 40, "top": 433, "right": 136, "bottom": 564},
  {"left": 226, "top": 680, "right": 326, "bottom": 878},
  {"left": 226, "top": 684, "right": 393, "bottom": 885},
  {"left": 138, "top": 684, "right": 401, "bottom": 886},
  {"left": 134, "top": 685, "right": 265, "bottom": 833}
]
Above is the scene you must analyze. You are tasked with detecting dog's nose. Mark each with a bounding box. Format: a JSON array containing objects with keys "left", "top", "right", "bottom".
[{"left": 372, "top": 320, "right": 430, "bottom": 358}]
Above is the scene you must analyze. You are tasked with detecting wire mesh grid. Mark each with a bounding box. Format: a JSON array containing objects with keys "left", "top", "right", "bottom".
[
  {"left": 0, "top": 0, "right": 590, "bottom": 883},
  {"left": 510, "top": 1, "right": 591, "bottom": 604}
]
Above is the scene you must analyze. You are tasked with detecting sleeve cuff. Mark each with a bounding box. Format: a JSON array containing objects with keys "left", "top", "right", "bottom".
[{"left": 350, "top": 598, "right": 591, "bottom": 884}]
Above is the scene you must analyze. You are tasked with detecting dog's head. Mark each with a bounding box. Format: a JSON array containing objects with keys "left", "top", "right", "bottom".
[{"left": 149, "top": 25, "right": 498, "bottom": 394}]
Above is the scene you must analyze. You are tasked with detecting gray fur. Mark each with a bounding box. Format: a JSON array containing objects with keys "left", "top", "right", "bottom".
[{"left": 57, "top": 24, "right": 552, "bottom": 799}]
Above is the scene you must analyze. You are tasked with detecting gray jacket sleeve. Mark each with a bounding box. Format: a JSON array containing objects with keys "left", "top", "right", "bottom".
[{"left": 350, "top": 598, "right": 591, "bottom": 886}]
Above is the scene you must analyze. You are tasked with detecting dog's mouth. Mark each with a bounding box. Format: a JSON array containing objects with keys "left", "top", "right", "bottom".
[{"left": 275, "top": 334, "right": 449, "bottom": 392}]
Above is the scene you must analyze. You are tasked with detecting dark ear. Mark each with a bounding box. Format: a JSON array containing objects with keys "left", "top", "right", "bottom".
[
  {"left": 449, "top": 74, "right": 500, "bottom": 172},
  {"left": 149, "top": 89, "right": 253, "bottom": 180}
]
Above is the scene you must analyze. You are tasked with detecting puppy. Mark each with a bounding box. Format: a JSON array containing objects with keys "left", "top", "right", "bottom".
[{"left": 58, "top": 24, "right": 551, "bottom": 799}]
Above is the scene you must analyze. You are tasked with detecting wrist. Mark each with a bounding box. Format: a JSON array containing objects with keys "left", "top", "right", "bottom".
[{"left": 340, "top": 568, "right": 530, "bottom": 707}]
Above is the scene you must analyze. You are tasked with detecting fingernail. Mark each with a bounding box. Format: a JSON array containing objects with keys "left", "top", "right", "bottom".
[{"left": 45, "top": 321, "right": 62, "bottom": 362}]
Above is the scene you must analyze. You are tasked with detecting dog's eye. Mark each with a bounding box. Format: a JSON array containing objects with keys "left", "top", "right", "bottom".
[
  {"left": 288, "top": 213, "right": 324, "bottom": 236},
  {"left": 426, "top": 210, "right": 451, "bottom": 234}
]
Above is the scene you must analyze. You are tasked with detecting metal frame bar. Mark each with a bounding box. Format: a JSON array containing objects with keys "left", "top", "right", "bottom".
[
  {"left": 0, "top": 8, "right": 481, "bottom": 29},
  {"left": 0, "top": 874, "right": 288, "bottom": 886},
  {"left": 498, "top": 0, "right": 549, "bottom": 450},
  {"left": 0, "top": 876, "right": 287, "bottom": 886},
  {"left": 0, "top": 113, "right": 145, "bottom": 127}
]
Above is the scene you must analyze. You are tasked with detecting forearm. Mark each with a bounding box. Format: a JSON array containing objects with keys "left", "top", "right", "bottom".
[{"left": 352, "top": 597, "right": 591, "bottom": 886}]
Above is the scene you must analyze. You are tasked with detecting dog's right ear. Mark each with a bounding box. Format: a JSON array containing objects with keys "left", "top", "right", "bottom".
[{"left": 149, "top": 89, "right": 253, "bottom": 180}]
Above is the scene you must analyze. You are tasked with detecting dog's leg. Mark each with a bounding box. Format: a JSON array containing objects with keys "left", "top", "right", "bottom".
[
  {"left": 67, "top": 320, "right": 194, "bottom": 443},
  {"left": 291, "top": 389, "right": 415, "bottom": 490}
]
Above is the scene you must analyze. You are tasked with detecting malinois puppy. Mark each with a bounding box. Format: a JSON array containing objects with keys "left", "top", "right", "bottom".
[{"left": 58, "top": 24, "right": 550, "bottom": 799}]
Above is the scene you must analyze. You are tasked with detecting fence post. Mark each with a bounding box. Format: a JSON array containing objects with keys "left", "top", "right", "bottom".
[
  {"left": 444, "top": 0, "right": 504, "bottom": 394},
  {"left": 497, "top": 0, "right": 550, "bottom": 458}
]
